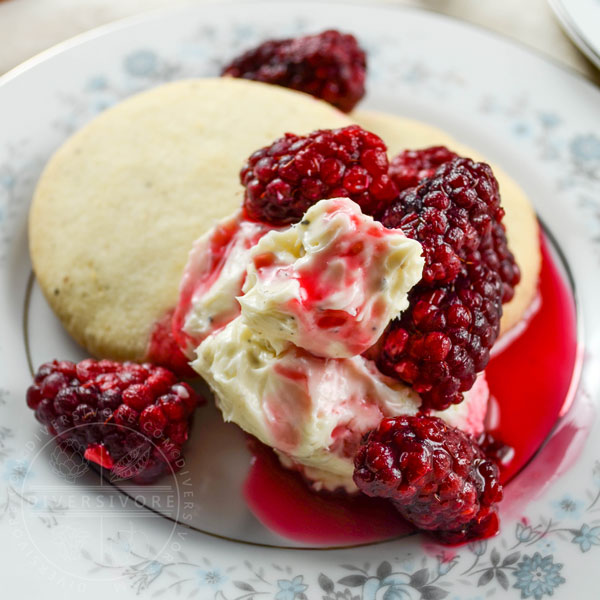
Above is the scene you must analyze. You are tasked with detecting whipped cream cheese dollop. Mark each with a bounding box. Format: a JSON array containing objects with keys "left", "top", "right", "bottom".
[
  {"left": 173, "top": 211, "right": 277, "bottom": 356},
  {"left": 189, "top": 198, "right": 489, "bottom": 491},
  {"left": 193, "top": 317, "right": 488, "bottom": 491},
  {"left": 239, "top": 198, "right": 424, "bottom": 358}
]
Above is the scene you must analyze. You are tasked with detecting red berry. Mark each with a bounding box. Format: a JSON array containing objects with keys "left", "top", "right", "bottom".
[
  {"left": 26, "top": 385, "right": 43, "bottom": 410},
  {"left": 158, "top": 394, "right": 187, "bottom": 421},
  {"left": 146, "top": 367, "right": 178, "bottom": 396},
  {"left": 378, "top": 157, "right": 519, "bottom": 410},
  {"left": 35, "top": 398, "right": 56, "bottom": 427},
  {"left": 386, "top": 149, "right": 520, "bottom": 302},
  {"left": 222, "top": 30, "right": 366, "bottom": 112},
  {"left": 166, "top": 421, "right": 189, "bottom": 446},
  {"left": 71, "top": 404, "right": 96, "bottom": 426},
  {"left": 140, "top": 405, "right": 168, "bottom": 438},
  {"left": 122, "top": 383, "right": 154, "bottom": 411},
  {"left": 354, "top": 416, "right": 502, "bottom": 543},
  {"left": 40, "top": 372, "right": 69, "bottom": 399},
  {"left": 35, "top": 362, "right": 57, "bottom": 384},
  {"left": 477, "top": 432, "right": 515, "bottom": 468},
  {"left": 76, "top": 358, "right": 115, "bottom": 382},
  {"left": 53, "top": 387, "right": 80, "bottom": 415},
  {"left": 25, "top": 359, "right": 201, "bottom": 484},
  {"left": 172, "top": 382, "right": 201, "bottom": 413},
  {"left": 241, "top": 125, "right": 397, "bottom": 225},
  {"left": 113, "top": 404, "right": 139, "bottom": 429},
  {"left": 97, "top": 388, "right": 121, "bottom": 411},
  {"left": 389, "top": 146, "right": 459, "bottom": 192}
]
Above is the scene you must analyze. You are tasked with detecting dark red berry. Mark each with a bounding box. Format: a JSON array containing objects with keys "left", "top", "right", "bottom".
[
  {"left": 72, "top": 404, "right": 96, "bottom": 426},
  {"left": 122, "top": 383, "right": 154, "bottom": 412},
  {"left": 147, "top": 310, "right": 198, "bottom": 377},
  {"left": 389, "top": 146, "right": 459, "bottom": 192},
  {"left": 172, "top": 382, "right": 199, "bottom": 414},
  {"left": 386, "top": 149, "right": 521, "bottom": 301},
  {"left": 241, "top": 125, "right": 397, "bottom": 225},
  {"left": 381, "top": 158, "right": 505, "bottom": 285},
  {"left": 158, "top": 394, "right": 188, "bottom": 421},
  {"left": 97, "top": 388, "right": 121, "bottom": 411},
  {"left": 477, "top": 432, "right": 515, "bottom": 468},
  {"left": 222, "top": 30, "right": 366, "bottom": 112},
  {"left": 26, "top": 359, "right": 204, "bottom": 484},
  {"left": 35, "top": 398, "right": 56, "bottom": 428},
  {"left": 377, "top": 157, "right": 519, "bottom": 410},
  {"left": 26, "top": 385, "right": 44, "bottom": 410},
  {"left": 40, "top": 372, "right": 69, "bottom": 399},
  {"left": 113, "top": 404, "right": 139, "bottom": 429},
  {"left": 353, "top": 415, "right": 502, "bottom": 543},
  {"left": 140, "top": 405, "right": 168, "bottom": 438},
  {"left": 378, "top": 265, "right": 503, "bottom": 410},
  {"left": 76, "top": 358, "right": 113, "bottom": 382},
  {"left": 166, "top": 421, "right": 189, "bottom": 446},
  {"left": 146, "top": 367, "right": 178, "bottom": 396},
  {"left": 53, "top": 387, "right": 80, "bottom": 415}
]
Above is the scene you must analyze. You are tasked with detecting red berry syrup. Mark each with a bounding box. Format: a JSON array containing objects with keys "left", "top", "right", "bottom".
[
  {"left": 485, "top": 235, "right": 580, "bottom": 483},
  {"left": 243, "top": 233, "right": 581, "bottom": 545}
]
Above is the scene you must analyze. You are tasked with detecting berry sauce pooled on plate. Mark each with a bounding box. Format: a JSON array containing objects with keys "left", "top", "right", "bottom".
[{"left": 25, "top": 29, "right": 579, "bottom": 547}]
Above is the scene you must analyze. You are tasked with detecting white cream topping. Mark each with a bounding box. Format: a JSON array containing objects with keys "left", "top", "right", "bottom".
[
  {"left": 193, "top": 319, "right": 420, "bottom": 491},
  {"left": 239, "top": 198, "right": 424, "bottom": 358},
  {"left": 193, "top": 318, "right": 488, "bottom": 492},
  {"left": 176, "top": 210, "right": 276, "bottom": 355}
]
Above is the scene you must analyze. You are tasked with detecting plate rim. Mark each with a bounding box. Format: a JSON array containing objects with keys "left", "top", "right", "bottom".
[
  {"left": 548, "top": 0, "right": 600, "bottom": 70},
  {"left": 2, "top": 2, "right": 600, "bottom": 596},
  {"left": 1, "top": 0, "right": 600, "bottom": 92}
]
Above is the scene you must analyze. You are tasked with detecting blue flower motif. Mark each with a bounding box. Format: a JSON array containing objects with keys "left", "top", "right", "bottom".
[
  {"left": 570, "top": 134, "right": 600, "bottom": 162},
  {"left": 468, "top": 539, "right": 488, "bottom": 556},
  {"left": 437, "top": 554, "right": 458, "bottom": 576},
  {"left": 92, "top": 99, "right": 115, "bottom": 114},
  {"left": 197, "top": 568, "right": 227, "bottom": 589},
  {"left": 180, "top": 42, "right": 208, "bottom": 59},
  {"left": 572, "top": 524, "right": 600, "bottom": 552},
  {"left": 275, "top": 575, "right": 308, "bottom": 600},
  {"left": 233, "top": 24, "right": 254, "bottom": 40},
  {"left": 128, "top": 560, "right": 164, "bottom": 592},
  {"left": 86, "top": 76, "right": 108, "bottom": 91},
  {"left": 552, "top": 494, "right": 584, "bottom": 519},
  {"left": 538, "top": 112, "right": 560, "bottom": 128},
  {"left": 394, "top": 555, "right": 415, "bottom": 572},
  {"left": 516, "top": 521, "right": 536, "bottom": 543},
  {"left": 144, "top": 561, "right": 162, "bottom": 576},
  {"left": 124, "top": 50, "right": 158, "bottom": 77},
  {"left": 0, "top": 169, "right": 15, "bottom": 190},
  {"left": 3, "top": 459, "right": 30, "bottom": 484},
  {"left": 513, "top": 553, "right": 565, "bottom": 600},
  {"left": 513, "top": 121, "right": 531, "bottom": 137}
]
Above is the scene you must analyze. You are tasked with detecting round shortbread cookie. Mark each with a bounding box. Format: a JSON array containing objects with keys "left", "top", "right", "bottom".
[
  {"left": 350, "top": 109, "right": 541, "bottom": 336},
  {"left": 30, "top": 78, "right": 351, "bottom": 362}
]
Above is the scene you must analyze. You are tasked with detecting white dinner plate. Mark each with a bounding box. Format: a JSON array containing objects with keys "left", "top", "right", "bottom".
[
  {"left": 549, "top": 0, "right": 600, "bottom": 69},
  {"left": 2, "top": 1, "right": 600, "bottom": 598}
]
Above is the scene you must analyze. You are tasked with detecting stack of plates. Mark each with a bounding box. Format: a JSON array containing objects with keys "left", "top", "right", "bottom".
[{"left": 549, "top": 0, "right": 600, "bottom": 69}]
